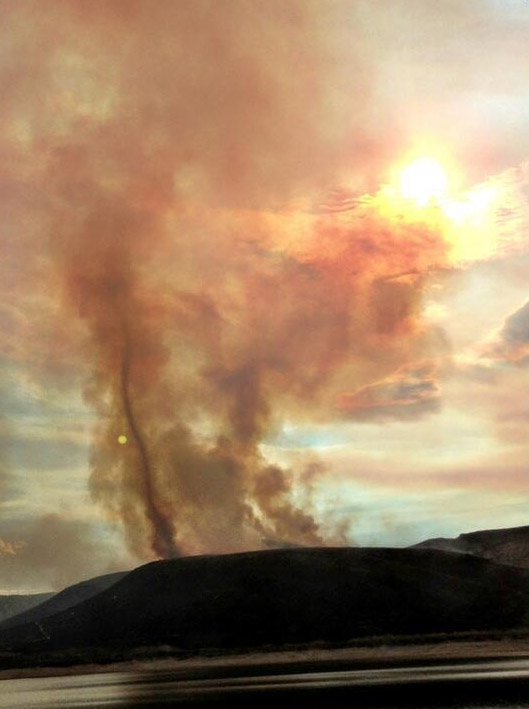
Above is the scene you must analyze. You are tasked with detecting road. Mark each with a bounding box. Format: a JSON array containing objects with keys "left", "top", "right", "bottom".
[{"left": 2, "top": 657, "right": 529, "bottom": 707}]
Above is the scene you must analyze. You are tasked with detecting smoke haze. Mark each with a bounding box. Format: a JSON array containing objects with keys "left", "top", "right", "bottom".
[{"left": 1, "top": 1, "right": 527, "bottom": 571}]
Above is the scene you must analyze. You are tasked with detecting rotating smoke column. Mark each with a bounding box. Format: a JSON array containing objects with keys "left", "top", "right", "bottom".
[{"left": 119, "top": 324, "right": 178, "bottom": 560}]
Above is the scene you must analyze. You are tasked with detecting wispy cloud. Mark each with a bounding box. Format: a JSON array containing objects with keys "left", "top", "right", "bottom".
[{"left": 338, "top": 361, "right": 440, "bottom": 421}]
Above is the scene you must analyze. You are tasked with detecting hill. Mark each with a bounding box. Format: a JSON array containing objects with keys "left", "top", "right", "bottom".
[
  {"left": 0, "top": 547, "right": 528, "bottom": 653},
  {"left": 0, "top": 593, "right": 54, "bottom": 624},
  {"left": 0, "top": 571, "right": 127, "bottom": 631},
  {"left": 412, "top": 525, "right": 529, "bottom": 569}
]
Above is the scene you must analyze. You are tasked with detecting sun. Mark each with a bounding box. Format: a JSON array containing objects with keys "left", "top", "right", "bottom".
[{"left": 399, "top": 157, "right": 448, "bottom": 206}]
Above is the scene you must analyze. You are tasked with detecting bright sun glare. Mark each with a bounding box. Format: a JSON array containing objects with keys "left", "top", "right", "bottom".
[
  {"left": 393, "top": 153, "right": 499, "bottom": 264},
  {"left": 399, "top": 157, "right": 448, "bottom": 206}
]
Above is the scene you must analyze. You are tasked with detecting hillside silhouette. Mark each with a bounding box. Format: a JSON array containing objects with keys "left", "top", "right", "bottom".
[
  {"left": 0, "top": 571, "right": 127, "bottom": 631},
  {"left": 413, "top": 525, "right": 529, "bottom": 569},
  {"left": 0, "top": 593, "right": 53, "bottom": 624},
  {"left": 0, "top": 547, "right": 528, "bottom": 653}
]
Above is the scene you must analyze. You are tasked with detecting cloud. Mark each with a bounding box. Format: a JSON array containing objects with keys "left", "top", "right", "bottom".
[
  {"left": 480, "top": 299, "right": 529, "bottom": 366},
  {"left": 348, "top": 0, "right": 529, "bottom": 182},
  {"left": 338, "top": 361, "right": 440, "bottom": 421},
  {"left": 327, "top": 443, "right": 528, "bottom": 495}
]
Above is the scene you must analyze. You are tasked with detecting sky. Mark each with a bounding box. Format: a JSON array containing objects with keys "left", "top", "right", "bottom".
[{"left": 0, "top": 0, "right": 528, "bottom": 592}]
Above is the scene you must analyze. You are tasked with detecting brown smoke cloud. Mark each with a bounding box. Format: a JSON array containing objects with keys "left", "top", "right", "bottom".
[
  {"left": 0, "top": 1, "right": 453, "bottom": 560},
  {"left": 0, "top": 514, "right": 126, "bottom": 591}
]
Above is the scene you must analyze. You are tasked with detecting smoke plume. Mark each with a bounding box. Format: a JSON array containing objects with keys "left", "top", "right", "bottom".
[{"left": 0, "top": 1, "right": 453, "bottom": 560}]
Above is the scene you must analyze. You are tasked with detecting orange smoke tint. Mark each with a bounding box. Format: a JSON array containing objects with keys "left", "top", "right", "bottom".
[{"left": 0, "top": 1, "right": 456, "bottom": 560}]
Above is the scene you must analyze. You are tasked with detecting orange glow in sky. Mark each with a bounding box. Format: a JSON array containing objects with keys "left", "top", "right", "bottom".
[{"left": 389, "top": 154, "right": 503, "bottom": 266}]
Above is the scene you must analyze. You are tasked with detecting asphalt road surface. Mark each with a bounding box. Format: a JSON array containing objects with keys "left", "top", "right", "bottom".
[{"left": 2, "top": 657, "right": 529, "bottom": 708}]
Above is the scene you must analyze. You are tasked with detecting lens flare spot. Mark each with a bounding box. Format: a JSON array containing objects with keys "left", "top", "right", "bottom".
[
  {"left": 400, "top": 157, "right": 448, "bottom": 206},
  {"left": 117, "top": 434, "right": 128, "bottom": 445}
]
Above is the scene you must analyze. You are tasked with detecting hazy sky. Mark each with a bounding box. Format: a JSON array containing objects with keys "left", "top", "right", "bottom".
[{"left": 1, "top": 0, "right": 528, "bottom": 592}]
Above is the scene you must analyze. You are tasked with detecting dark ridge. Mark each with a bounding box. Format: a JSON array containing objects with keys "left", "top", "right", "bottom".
[
  {"left": 0, "top": 571, "right": 128, "bottom": 631},
  {"left": 412, "top": 525, "right": 529, "bottom": 569},
  {"left": 0, "top": 593, "right": 54, "bottom": 624},
  {"left": 1, "top": 547, "right": 528, "bottom": 653}
]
